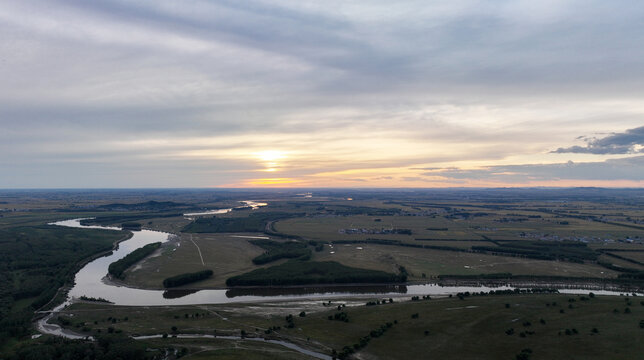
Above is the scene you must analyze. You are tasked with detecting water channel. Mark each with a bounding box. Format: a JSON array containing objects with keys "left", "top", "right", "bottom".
[
  {"left": 52, "top": 218, "right": 641, "bottom": 306},
  {"left": 37, "top": 216, "right": 642, "bottom": 357}
]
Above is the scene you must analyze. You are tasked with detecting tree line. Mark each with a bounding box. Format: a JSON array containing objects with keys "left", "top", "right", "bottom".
[
  {"left": 163, "top": 269, "right": 213, "bottom": 288},
  {"left": 107, "top": 242, "right": 161, "bottom": 280}
]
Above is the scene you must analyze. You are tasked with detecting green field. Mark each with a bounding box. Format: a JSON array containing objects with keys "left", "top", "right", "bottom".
[
  {"left": 123, "top": 197, "right": 644, "bottom": 290},
  {"left": 312, "top": 244, "right": 617, "bottom": 279},
  {"left": 607, "top": 251, "right": 644, "bottom": 264},
  {"left": 226, "top": 260, "right": 405, "bottom": 286},
  {"left": 598, "top": 254, "right": 644, "bottom": 272},
  {"left": 274, "top": 211, "right": 643, "bottom": 244},
  {"left": 54, "top": 293, "right": 644, "bottom": 360},
  {"left": 1, "top": 189, "right": 644, "bottom": 359},
  {"left": 125, "top": 233, "right": 270, "bottom": 288},
  {"left": 123, "top": 232, "right": 621, "bottom": 290},
  {"left": 147, "top": 337, "right": 312, "bottom": 360}
]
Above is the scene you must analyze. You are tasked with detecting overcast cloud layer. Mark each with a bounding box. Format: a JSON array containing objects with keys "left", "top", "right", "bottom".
[{"left": 1, "top": 0, "right": 643, "bottom": 188}]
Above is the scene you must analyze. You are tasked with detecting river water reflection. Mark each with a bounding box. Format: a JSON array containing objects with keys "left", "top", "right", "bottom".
[
  {"left": 54, "top": 219, "right": 641, "bottom": 307},
  {"left": 183, "top": 201, "right": 268, "bottom": 217}
]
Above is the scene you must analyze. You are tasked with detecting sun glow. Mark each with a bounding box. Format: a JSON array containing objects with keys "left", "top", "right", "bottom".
[
  {"left": 253, "top": 150, "right": 287, "bottom": 172},
  {"left": 247, "top": 178, "right": 297, "bottom": 186},
  {"left": 255, "top": 150, "right": 286, "bottom": 162}
]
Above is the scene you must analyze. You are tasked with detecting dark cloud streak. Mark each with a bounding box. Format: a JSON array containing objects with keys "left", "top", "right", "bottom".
[
  {"left": 423, "top": 157, "right": 644, "bottom": 182},
  {"left": 552, "top": 126, "right": 644, "bottom": 154}
]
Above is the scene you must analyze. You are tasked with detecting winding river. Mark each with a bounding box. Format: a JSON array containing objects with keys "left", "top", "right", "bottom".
[
  {"left": 50, "top": 218, "right": 641, "bottom": 307},
  {"left": 37, "top": 217, "right": 642, "bottom": 356}
]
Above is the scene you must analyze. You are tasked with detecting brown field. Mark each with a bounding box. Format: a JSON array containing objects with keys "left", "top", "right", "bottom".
[{"left": 125, "top": 233, "right": 272, "bottom": 288}]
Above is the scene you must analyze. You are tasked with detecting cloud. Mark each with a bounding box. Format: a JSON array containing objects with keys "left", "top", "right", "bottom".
[
  {"left": 422, "top": 156, "right": 644, "bottom": 182},
  {"left": 2, "top": 1, "right": 644, "bottom": 187},
  {"left": 552, "top": 126, "right": 644, "bottom": 154}
]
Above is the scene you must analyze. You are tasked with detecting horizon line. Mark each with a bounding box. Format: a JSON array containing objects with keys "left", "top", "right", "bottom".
[{"left": 1, "top": 186, "right": 644, "bottom": 191}]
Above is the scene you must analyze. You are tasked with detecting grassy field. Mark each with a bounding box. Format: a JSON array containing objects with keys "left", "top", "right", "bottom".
[
  {"left": 274, "top": 211, "right": 644, "bottom": 244},
  {"left": 125, "top": 233, "right": 271, "bottom": 288},
  {"left": 274, "top": 214, "right": 481, "bottom": 242},
  {"left": 320, "top": 293, "right": 644, "bottom": 360},
  {"left": 312, "top": 244, "right": 618, "bottom": 279},
  {"left": 58, "top": 293, "right": 644, "bottom": 360},
  {"left": 589, "top": 243, "right": 644, "bottom": 251},
  {"left": 145, "top": 337, "right": 313, "bottom": 360},
  {"left": 124, "top": 232, "right": 620, "bottom": 290},
  {"left": 139, "top": 215, "right": 192, "bottom": 233},
  {"left": 1, "top": 189, "right": 643, "bottom": 359},
  {"left": 598, "top": 254, "right": 644, "bottom": 271},
  {"left": 226, "top": 260, "right": 404, "bottom": 286},
  {"left": 60, "top": 196, "right": 641, "bottom": 287},
  {"left": 608, "top": 251, "right": 644, "bottom": 264},
  {"left": 121, "top": 198, "right": 640, "bottom": 289}
]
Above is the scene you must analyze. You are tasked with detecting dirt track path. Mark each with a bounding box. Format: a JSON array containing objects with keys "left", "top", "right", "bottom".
[{"left": 189, "top": 234, "right": 205, "bottom": 266}]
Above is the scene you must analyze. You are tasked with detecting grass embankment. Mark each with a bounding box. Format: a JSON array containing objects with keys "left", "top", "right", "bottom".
[
  {"left": 226, "top": 260, "right": 406, "bottom": 286},
  {"left": 163, "top": 270, "right": 213, "bottom": 288},
  {"left": 108, "top": 242, "right": 161, "bottom": 280},
  {"left": 57, "top": 293, "right": 644, "bottom": 360}
]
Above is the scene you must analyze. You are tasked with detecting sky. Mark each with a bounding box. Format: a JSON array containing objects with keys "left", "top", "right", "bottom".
[{"left": 1, "top": 0, "right": 643, "bottom": 188}]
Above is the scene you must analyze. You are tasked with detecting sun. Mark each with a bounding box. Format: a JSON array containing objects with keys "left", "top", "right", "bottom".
[
  {"left": 252, "top": 150, "right": 287, "bottom": 172},
  {"left": 254, "top": 150, "right": 286, "bottom": 162}
]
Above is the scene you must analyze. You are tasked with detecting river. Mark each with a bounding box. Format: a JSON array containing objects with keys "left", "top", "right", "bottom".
[
  {"left": 183, "top": 201, "right": 268, "bottom": 216},
  {"left": 51, "top": 218, "right": 642, "bottom": 307},
  {"left": 36, "top": 217, "right": 642, "bottom": 357}
]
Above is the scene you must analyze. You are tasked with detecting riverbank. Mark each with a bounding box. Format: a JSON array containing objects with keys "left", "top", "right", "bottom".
[
  {"left": 35, "top": 230, "right": 134, "bottom": 313},
  {"left": 37, "top": 219, "right": 642, "bottom": 308}
]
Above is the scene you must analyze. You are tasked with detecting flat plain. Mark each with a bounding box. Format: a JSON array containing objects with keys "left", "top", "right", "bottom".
[
  {"left": 57, "top": 293, "right": 644, "bottom": 360},
  {"left": 1, "top": 188, "right": 643, "bottom": 359}
]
